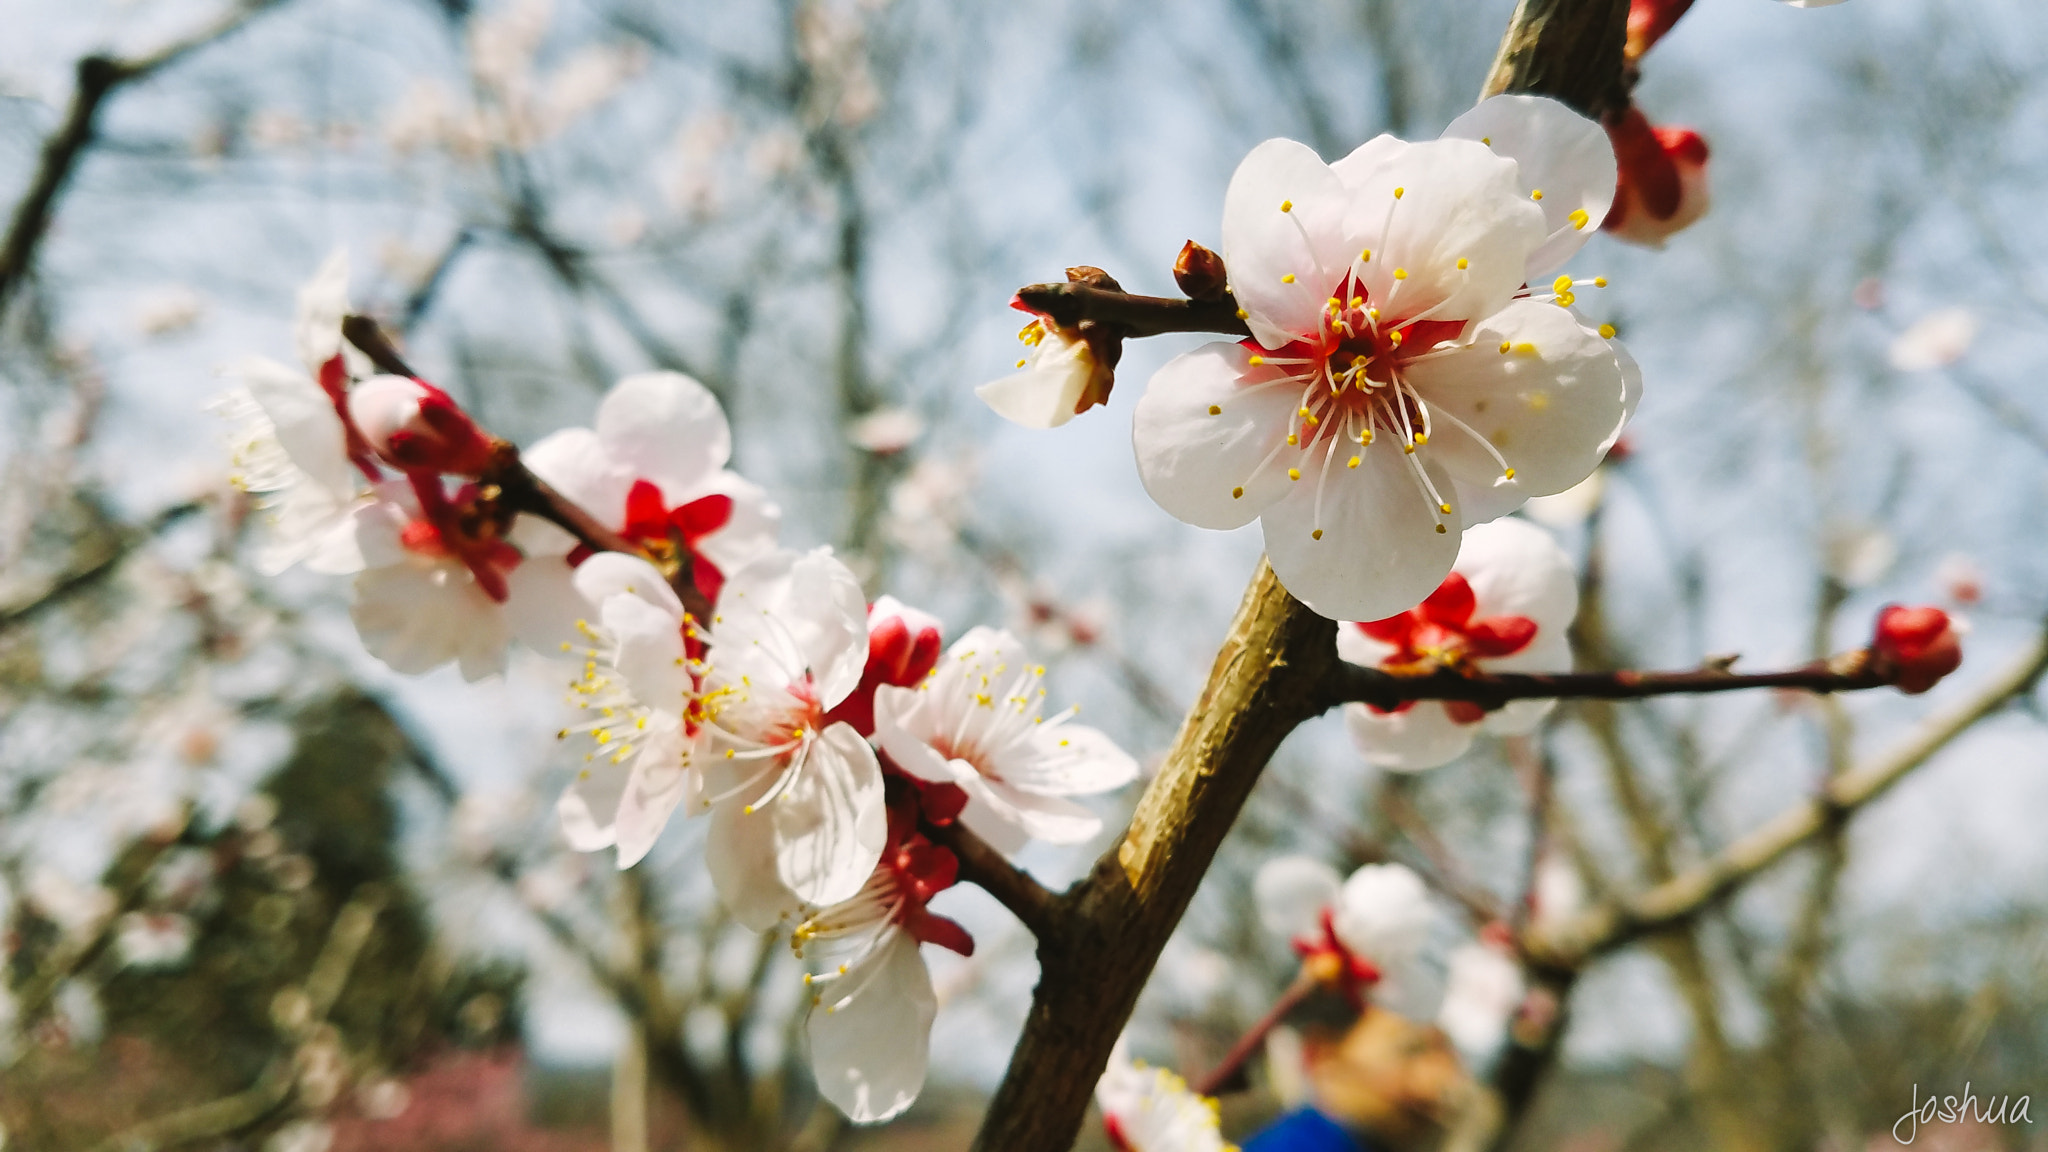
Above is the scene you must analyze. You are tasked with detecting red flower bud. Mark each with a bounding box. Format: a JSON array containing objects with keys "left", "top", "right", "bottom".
[
  {"left": 1173, "top": 240, "right": 1229, "bottom": 301},
  {"left": 1626, "top": 0, "right": 1695, "bottom": 60},
  {"left": 822, "top": 596, "right": 944, "bottom": 737},
  {"left": 1603, "top": 105, "right": 1710, "bottom": 248},
  {"left": 347, "top": 375, "right": 496, "bottom": 477},
  {"left": 1873, "top": 605, "right": 1963, "bottom": 694}
]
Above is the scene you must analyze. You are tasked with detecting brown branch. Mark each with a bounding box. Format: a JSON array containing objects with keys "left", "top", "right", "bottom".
[
  {"left": 923, "top": 818, "right": 1064, "bottom": 942},
  {"left": 1480, "top": 0, "right": 1633, "bottom": 120},
  {"left": 0, "top": 1, "right": 284, "bottom": 323},
  {"left": 1323, "top": 651, "right": 1895, "bottom": 712},
  {"left": 1012, "top": 281, "right": 1251, "bottom": 340},
  {"left": 1191, "top": 967, "right": 1319, "bottom": 1098},
  {"left": 1525, "top": 622, "right": 2048, "bottom": 970}
]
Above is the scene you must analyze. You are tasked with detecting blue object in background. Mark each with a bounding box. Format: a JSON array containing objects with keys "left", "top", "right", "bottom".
[{"left": 1240, "top": 1107, "right": 1368, "bottom": 1152}]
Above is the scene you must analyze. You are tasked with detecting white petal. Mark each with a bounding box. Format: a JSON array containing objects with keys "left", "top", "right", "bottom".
[
  {"left": 1333, "top": 862, "right": 1433, "bottom": 965},
  {"left": 688, "top": 470, "right": 783, "bottom": 577},
  {"left": 602, "top": 594, "right": 691, "bottom": 707},
  {"left": 1404, "top": 300, "right": 1628, "bottom": 503},
  {"left": 1344, "top": 700, "right": 1477, "bottom": 772},
  {"left": 558, "top": 765, "right": 627, "bottom": 852},
  {"left": 977, "top": 330, "right": 1094, "bottom": 429},
  {"left": 1454, "top": 518, "right": 1578, "bottom": 635},
  {"left": 1252, "top": 855, "right": 1342, "bottom": 941},
  {"left": 873, "top": 686, "right": 971, "bottom": 784},
  {"left": 234, "top": 357, "right": 354, "bottom": 496},
  {"left": 708, "top": 802, "right": 803, "bottom": 930},
  {"left": 772, "top": 724, "right": 887, "bottom": 907},
  {"left": 612, "top": 722, "right": 692, "bottom": 867},
  {"left": 572, "top": 552, "right": 684, "bottom": 619},
  {"left": 1887, "top": 306, "right": 1977, "bottom": 373},
  {"left": 1485, "top": 695, "right": 1557, "bottom": 736},
  {"left": 1010, "top": 724, "right": 1139, "bottom": 795},
  {"left": 1604, "top": 337, "right": 1641, "bottom": 458},
  {"left": 350, "top": 562, "right": 509, "bottom": 680},
  {"left": 1335, "top": 620, "right": 1398, "bottom": 667},
  {"left": 1221, "top": 138, "right": 1352, "bottom": 348},
  {"left": 1343, "top": 137, "right": 1544, "bottom": 328},
  {"left": 1328, "top": 133, "right": 1406, "bottom": 191},
  {"left": 1132, "top": 341, "right": 1303, "bottom": 530},
  {"left": 956, "top": 784, "right": 1031, "bottom": 857},
  {"left": 1437, "top": 943, "right": 1525, "bottom": 1055},
  {"left": 713, "top": 548, "right": 869, "bottom": 709},
  {"left": 1259, "top": 442, "right": 1462, "bottom": 622},
  {"left": 1443, "top": 95, "right": 1616, "bottom": 280},
  {"left": 502, "top": 555, "right": 586, "bottom": 654},
  {"left": 293, "top": 248, "right": 349, "bottom": 376},
  {"left": 807, "top": 932, "right": 935, "bottom": 1123},
  {"left": 596, "top": 371, "right": 731, "bottom": 498},
  {"left": 962, "top": 781, "right": 1101, "bottom": 847},
  {"left": 523, "top": 426, "right": 634, "bottom": 530}
]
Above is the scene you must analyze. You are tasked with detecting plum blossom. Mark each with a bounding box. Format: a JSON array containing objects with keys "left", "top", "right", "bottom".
[
  {"left": 1133, "top": 96, "right": 1632, "bottom": 620},
  {"left": 1340, "top": 518, "right": 1577, "bottom": 771},
  {"left": 873, "top": 626, "right": 1139, "bottom": 854},
  {"left": 1095, "top": 1038, "right": 1236, "bottom": 1152},
  {"left": 558, "top": 549, "right": 885, "bottom": 923},
  {"left": 798, "top": 802, "right": 972, "bottom": 1123},
  {"left": 978, "top": 307, "right": 1117, "bottom": 430},
  {"left": 347, "top": 375, "right": 496, "bottom": 477},
  {"left": 1254, "top": 857, "right": 1434, "bottom": 1003},
  {"left": 523, "top": 371, "right": 779, "bottom": 607},
  {"left": 1436, "top": 932, "right": 1525, "bottom": 1056},
  {"left": 1603, "top": 107, "right": 1710, "bottom": 248},
  {"left": 1886, "top": 306, "right": 1977, "bottom": 372}
]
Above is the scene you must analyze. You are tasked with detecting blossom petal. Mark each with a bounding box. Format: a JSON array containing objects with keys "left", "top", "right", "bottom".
[
  {"left": 612, "top": 722, "right": 693, "bottom": 868},
  {"left": 1333, "top": 862, "right": 1433, "bottom": 966},
  {"left": 873, "top": 686, "right": 973, "bottom": 784},
  {"left": 807, "top": 932, "right": 934, "bottom": 1123},
  {"left": 602, "top": 594, "right": 691, "bottom": 707},
  {"left": 1252, "top": 855, "right": 1343, "bottom": 941},
  {"left": 1132, "top": 342, "right": 1303, "bottom": 530},
  {"left": 1344, "top": 699, "right": 1477, "bottom": 771},
  {"left": 977, "top": 331, "right": 1093, "bottom": 429},
  {"left": 523, "top": 426, "right": 634, "bottom": 530},
  {"left": 1259, "top": 443, "right": 1462, "bottom": 622},
  {"left": 596, "top": 371, "right": 731, "bottom": 498},
  {"left": 772, "top": 723, "right": 887, "bottom": 907},
  {"left": 1222, "top": 138, "right": 1351, "bottom": 347},
  {"left": 708, "top": 801, "right": 803, "bottom": 930},
  {"left": 350, "top": 562, "right": 509, "bottom": 681},
  {"left": 961, "top": 780, "right": 1101, "bottom": 847},
  {"left": 1606, "top": 336, "right": 1641, "bottom": 457},
  {"left": 1403, "top": 300, "right": 1627, "bottom": 504},
  {"left": 502, "top": 555, "right": 586, "bottom": 654},
  {"left": 1443, "top": 95, "right": 1616, "bottom": 280},
  {"left": 1010, "top": 724, "right": 1139, "bottom": 795},
  {"left": 689, "top": 470, "right": 782, "bottom": 577},
  {"left": 572, "top": 552, "right": 684, "bottom": 619},
  {"left": 1335, "top": 620, "right": 1399, "bottom": 668},
  {"left": 1344, "top": 137, "right": 1544, "bottom": 329},
  {"left": 557, "top": 765, "right": 626, "bottom": 852},
  {"left": 293, "top": 248, "right": 349, "bottom": 376},
  {"left": 714, "top": 548, "right": 869, "bottom": 709},
  {"left": 234, "top": 357, "right": 354, "bottom": 496},
  {"left": 1454, "top": 518, "right": 1578, "bottom": 642}
]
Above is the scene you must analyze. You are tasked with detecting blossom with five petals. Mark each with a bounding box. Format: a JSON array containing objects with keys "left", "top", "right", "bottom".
[
  {"left": 797, "top": 801, "right": 972, "bottom": 1123},
  {"left": 1339, "top": 517, "right": 1577, "bottom": 771},
  {"left": 873, "top": 626, "right": 1139, "bottom": 854},
  {"left": 1132, "top": 95, "right": 1632, "bottom": 620},
  {"left": 523, "top": 371, "right": 780, "bottom": 607},
  {"left": 1253, "top": 856, "right": 1434, "bottom": 1000},
  {"left": 1094, "top": 1038, "right": 1237, "bottom": 1152}
]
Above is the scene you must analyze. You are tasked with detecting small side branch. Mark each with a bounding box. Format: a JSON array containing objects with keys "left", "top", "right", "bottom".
[
  {"left": 1013, "top": 281, "right": 1251, "bottom": 340},
  {"left": 924, "top": 818, "right": 1065, "bottom": 942},
  {"left": 1323, "top": 651, "right": 1889, "bottom": 713}
]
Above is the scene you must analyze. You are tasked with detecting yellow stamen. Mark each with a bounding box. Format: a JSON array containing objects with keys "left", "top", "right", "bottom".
[
  {"left": 1569, "top": 208, "right": 1589, "bottom": 230},
  {"left": 1456, "top": 257, "right": 1469, "bottom": 270},
  {"left": 1280, "top": 199, "right": 1293, "bottom": 212},
  {"left": 1208, "top": 404, "right": 1222, "bottom": 415},
  {"left": 1598, "top": 324, "right": 1616, "bottom": 339},
  {"left": 1393, "top": 268, "right": 1408, "bottom": 280},
  {"left": 1530, "top": 188, "right": 1544, "bottom": 201},
  {"left": 1312, "top": 529, "right": 1323, "bottom": 540},
  {"left": 1280, "top": 273, "right": 1296, "bottom": 284},
  {"left": 1287, "top": 468, "right": 1301, "bottom": 481}
]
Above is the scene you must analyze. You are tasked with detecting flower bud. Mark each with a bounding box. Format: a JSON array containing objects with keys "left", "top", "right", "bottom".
[
  {"left": 346, "top": 375, "right": 496, "bottom": 476},
  {"left": 822, "top": 595, "right": 945, "bottom": 736},
  {"left": 1602, "top": 105, "right": 1710, "bottom": 248},
  {"left": 1872, "top": 605, "right": 1963, "bottom": 694},
  {"left": 1173, "top": 240, "right": 1229, "bottom": 301},
  {"left": 1626, "top": 0, "right": 1695, "bottom": 60}
]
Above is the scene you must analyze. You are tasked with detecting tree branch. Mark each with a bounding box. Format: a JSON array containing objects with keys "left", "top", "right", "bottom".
[
  {"left": 1012, "top": 281, "right": 1251, "bottom": 340},
  {"left": 923, "top": 818, "right": 1064, "bottom": 942},
  {"left": 1322, "top": 651, "right": 1894, "bottom": 712}
]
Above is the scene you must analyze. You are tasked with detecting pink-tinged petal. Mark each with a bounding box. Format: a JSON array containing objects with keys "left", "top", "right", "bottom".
[
  {"left": 350, "top": 562, "right": 509, "bottom": 681},
  {"left": 685, "top": 469, "right": 781, "bottom": 576},
  {"left": 1133, "top": 342, "right": 1302, "bottom": 530},
  {"left": 507, "top": 513, "right": 578, "bottom": 559},
  {"left": 708, "top": 801, "right": 804, "bottom": 931},
  {"left": 1343, "top": 699, "right": 1477, "bottom": 771},
  {"left": 772, "top": 723, "right": 886, "bottom": 907},
  {"left": 1443, "top": 95, "right": 1616, "bottom": 281},
  {"left": 1404, "top": 300, "right": 1627, "bottom": 500},
  {"left": 348, "top": 487, "right": 414, "bottom": 570},
  {"left": 1222, "top": 138, "right": 1351, "bottom": 347},
  {"left": 502, "top": 554, "right": 585, "bottom": 654},
  {"left": 572, "top": 552, "right": 684, "bottom": 619},
  {"left": 1335, "top": 620, "right": 1399, "bottom": 668},
  {"left": 1343, "top": 137, "right": 1544, "bottom": 328},
  {"left": 953, "top": 780, "right": 1029, "bottom": 856},
  {"left": 523, "top": 426, "right": 634, "bottom": 531},
  {"left": 807, "top": 932, "right": 934, "bottom": 1123},
  {"left": 714, "top": 549, "right": 869, "bottom": 709},
  {"left": 612, "top": 722, "right": 693, "bottom": 868},
  {"left": 1453, "top": 519, "right": 1577, "bottom": 638},
  {"left": 873, "top": 686, "right": 974, "bottom": 785},
  {"left": 1484, "top": 695, "right": 1558, "bottom": 737},
  {"left": 293, "top": 512, "right": 369, "bottom": 576},
  {"left": 596, "top": 371, "right": 731, "bottom": 497},
  {"left": 1333, "top": 863, "right": 1433, "bottom": 965},
  {"left": 1252, "top": 855, "right": 1343, "bottom": 941},
  {"left": 1008, "top": 724, "right": 1138, "bottom": 795},
  {"left": 963, "top": 781, "right": 1101, "bottom": 847},
  {"left": 234, "top": 357, "right": 355, "bottom": 495},
  {"left": 558, "top": 764, "right": 627, "bottom": 852},
  {"left": 602, "top": 594, "right": 692, "bottom": 707},
  {"left": 1260, "top": 444, "right": 1462, "bottom": 623},
  {"left": 293, "top": 248, "right": 349, "bottom": 377},
  {"left": 1329, "top": 133, "right": 1408, "bottom": 192},
  {"left": 977, "top": 328, "right": 1096, "bottom": 429}
]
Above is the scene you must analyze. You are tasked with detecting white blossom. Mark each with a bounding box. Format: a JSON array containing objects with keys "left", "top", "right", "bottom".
[{"left": 1094, "top": 1038, "right": 1236, "bottom": 1152}]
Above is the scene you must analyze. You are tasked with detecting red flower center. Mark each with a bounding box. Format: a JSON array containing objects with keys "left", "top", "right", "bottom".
[{"left": 1356, "top": 570, "right": 1538, "bottom": 720}]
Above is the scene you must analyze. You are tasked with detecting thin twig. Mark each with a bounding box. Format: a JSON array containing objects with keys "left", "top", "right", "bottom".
[
  {"left": 1012, "top": 281, "right": 1250, "bottom": 340},
  {"left": 1323, "top": 650, "right": 1893, "bottom": 712},
  {"left": 923, "top": 818, "right": 1065, "bottom": 942}
]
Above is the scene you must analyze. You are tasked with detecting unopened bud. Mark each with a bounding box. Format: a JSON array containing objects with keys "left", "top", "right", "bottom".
[
  {"left": 1872, "top": 605, "right": 1963, "bottom": 694},
  {"left": 1173, "top": 241, "right": 1229, "bottom": 301},
  {"left": 1603, "top": 105, "right": 1710, "bottom": 248},
  {"left": 1626, "top": 0, "right": 1696, "bottom": 60},
  {"left": 347, "top": 375, "right": 495, "bottom": 476},
  {"left": 868, "top": 595, "right": 944, "bottom": 687},
  {"left": 1064, "top": 265, "right": 1124, "bottom": 293}
]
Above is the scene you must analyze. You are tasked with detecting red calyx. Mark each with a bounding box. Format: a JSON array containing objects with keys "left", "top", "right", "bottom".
[
  {"left": 1356, "top": 571, "right": 1539, "bottom": 715},
  {"left": 1604, "top": 105, "right": 1710, "bottom": 243},
  {"left": 376, "top": 380, "right": 496, "bottom": 477},
  {"left": 882, "top": 803, "right": 974, "bottom": 956},
  {"left": 317, "top": 354, "right": 384, "bottom": 482},
  {"left": 823, "top": 603, "right": 944, "bottom": 738},
  {"left": 1293, "top": 907, "right": 1381, "bottom": 1008},
  {"left": 1626, "top": 0, "right": 1695, "bottom": 60},
  {"left": 1873, "top": 605, "right": 1963, "bottom": 694},
  {"left": 616, "top": 479, "right": 734, "bottom": 605},
  {"left": 405, "top": 474, "right": 522, "bottom": 603}
]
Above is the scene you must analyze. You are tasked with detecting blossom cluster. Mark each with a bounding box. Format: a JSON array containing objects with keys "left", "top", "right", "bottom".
[{"left": 217, "top": 254, "right": 1138, "bottom": 1123}]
